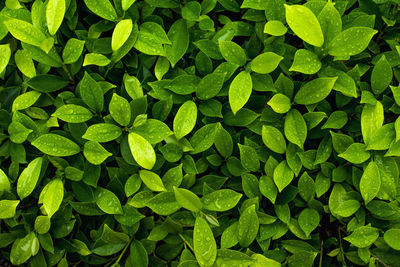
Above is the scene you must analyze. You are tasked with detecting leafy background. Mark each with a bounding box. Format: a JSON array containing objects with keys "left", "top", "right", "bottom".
[{"left": 0, "top": 0, "right": 400, "bottom": 266}]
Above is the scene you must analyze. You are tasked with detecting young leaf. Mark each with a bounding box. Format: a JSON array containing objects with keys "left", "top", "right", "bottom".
[
  {"left": 139, "top": 170, "right": 166, "bottom": 192},
  {"left": 83, "top": 0, "right": 118, "bottom": 21},
  {"left": 284, "top": 109, "right": 307, "bottom": 149},
  {"left": 53, "top": 104, "right": 93, "bottom": 123},
  {"left": 0, "top": 200, "right": 20, "bottom": 219},
  {"left": 262, "top": 125, "right": 286, "bottom": 154},
  {"left": 268, "top": 93, "right": 291, "bottom": 114},
  {"left": 219, "top": 40, "right": 247, "bottom": 66},
  {"left": 328, "top": 27, "right": 377, "bottom": 57},
  {"left": 41, "top": 179, "right": 64, "bottom": 217},
  {"left": 112, "top": 19, "right": 133, "bottom": 51},
  {"left": 62, "top": 38, "right": 85, "bottom": 64},
  {"left": 0, "top": 44, "right": 11, "bottom": 74},
  {"left": 264, "top": 20, "right": 287, "bottom": 36},
  {"left": 250, "top": 52, "right": 283, "bottom": 74},
  {"left": 109, "top": 93, "right": 131, "bottom": 126},
  {"left": 128, "top": 133, "right": 156, "bottom": 170},
  {"left": 83, "top": 141, "right": 112, "bottom": 165},
  {"left": 202, "top": 189, "right": 242, "bottom": 211},
  {"left": 360, "top": 161, "right": 381, "bottom": 204},
  {"left": 32, "top": 134, "right": 80, "bottom": 157},
  {"left": 285, "top": 4, "right": 324, "bottom": 47},
  {"left": 173, "top": 100, "right": 197, "bottom": 140},
  {"left": 164, "top": 19, "right": 189, "bottom": 66},
  {"left": 371, "top": 55, "right": 392, "bottom": 95},
  {"left": 173, "top": 186, "right": 202, "bottom": 212},
  {"left": 289, "top": 49, "right": 321, "bottom": 75},
  {"left": 4, "top": 19, "right": 46, "bottom": 47},
  {"left": 46, "top": 0, "right": 65, "bottom": 35},
  {"left": 17, "top": 157, "right": 43, "bottom": 200},
  {"left": 229, "top": 71, "right": 252, "bottom": 115},
  {"left": 344, "top": 226, "right": 379, "bottom": 248},
  {"left": 238, "top": 205, "right": 259, "bottom": 247},
  {"left": 194, "top": 217, "right": 217, "bottom": 267},
  {"left": 273, "top": 160, "right": 294, "bottom": 192},
  {"left": 82, "top": 123, "right": 122, "bottom": 142},
  {"left": 294, "top": 77, "right": 337, "bottom": 105},
  {"left": 95, "top": 187, "right": 123, "bottom": 214}
]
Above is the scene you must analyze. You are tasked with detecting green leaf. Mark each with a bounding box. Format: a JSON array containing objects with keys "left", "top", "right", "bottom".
[
  {"left": 196, "top": 73, "right": 226, "bottom": 100},
  {"left": 294, "top": 77, "right": 337, "bottom": 105},
  {"left": 238, "top": 204, "right": 259, "bottom": 247},
  {"left": 317, "top": 1, "right": 342, "bottom": 45},
  {"left": 83, "top": 123, "right": 122, "bottom": 143},
  {"left": 167, "top": 75, "right": 201, "bottom": 95},
  {"left": 182, "top": 1, "right": 201, "bottom": 21},
  {"left": 46, "top": 0, "right": 65, "bottom": 35},
  {"left": 239, "top": 144, "right": 259, "bottom": 172},
  {"left": 361, "top": 102, "right": 384, "bottom": 145},
  {"left": 40, "top": 179, "right": 64, "bottom": 217},
  {"left": 273, "top": 160, "right": 294, "bottom": 192},
  {"left": 83, "top": 53, "right": 111, "bottom": 66},
  {"left": 0, "top": 200, "right": 20, "bottom": 219},
  {"left": 17, "top": 157, "right": 43, "bottom": 200},
  {"left": 344, "top": 226, "right": 379, "bottom": 248},
  {"left": 371, "top": 55, "right": 392, "bottom": 95},
  {"left": 26, "top": 74, "right": 69, "bottom": 93},
  {"left": 34, "top": 216, "right": 51, "bottom": 234},
  {"left": 128, "top": 132, "right": 156, "bottom": 170},
  {"left": 285, "top": 4, "right": 324, "bottom": 47},
  {"left": 32, "top": 134, "right": 80, "bottom": 156},
  {"left": 139, "top": 170, "right": 166, "bottom": 192},
  {"left": 112, "top": 19, "right": 133, "bottom": 52},
  {"left": 10, "top": 233, "right": 36, "bottom": 265},
  {"left": 219, "top": 40, "right": 247, "bottom": 66},
  {"left": 298, "top": 208, "right": 319, "bottom": 236},
  {"left": 129, "top": 240, "right": 148, "bottom": 267},
  {"left": 360, "top": 161, "right": 381, "bottom": 204},
  {"left": 124, "top": 74, "right": 143, "bottom": 100},
  {"left": 173, "top": 100, "right": 197, "bottom": 140},
  {"left": 338, "top": 143, "right": 370, "bottom": 164},
  {"left": 12, "top": 91, "right": 41, "bottom": 112},
  {"left": 0, "top": 169, "right": 10, "bottom": 193},
  {"left": 83, "top": 141, "right": 112, "bottom": 165},
  {"left": 62, "top": 38, "right": 85, "bottom": 64},
  {"left": 95, "top": 187, "right": 123, "bottom": 214},
  {"left": 165, "top": 20, "right": 189, "bottom": 66},
  {"left": 80, "top": 72, "right": 104, "bottom": 112},
  {"left": 289, "top": 49, "right": 321, "bottom": 75},
  {"left": 264, "top": 20, "right": 287, "bottom": 36},
  {"left": 384, "top": 229, "right": 400, "bottom": 251},
  {"left": 259, "top": 175, "right": 278, "bottom": 204},
  {"left": 14, "top": 50, "right": 36, "bottom": 78},
  {"left": 8, "top": 121, "right": 33, "bottom": 143},
  {"left": 53, "top": 104, "right": 93, "bottom": 123},
  {"left": 250, "top": 52, "right": 283, "bottom": 74},
  {"left": 190, "top": 123, "right": 219, "bottom": 154},
  {"left": 4, "top": 19, "right": 46, "bottom": 47},
  {"left": 268, "top": 93, "right": 291, "bottom": 114},
  {"left": 229, "top": 71, "right": 252, "bottom": 115},
  {"left": 321, "top": 111, "right": 348, "bottom": 129},
  {"left": 173, "top": 186, "right": 202, "bottom": 212},
  {"left": 202, "top": 189, "right": 242, "bottom": 211},
  {"left": 146, "top": 192, "right": 181, "bottom": 215},
  {"left": 284, "top": 109, "right": 307, "bottom": 149},
  {"left": 83, "top": 0, "right": 118, "bottom": 21},
  {"left": 109, "top": 93, "right": 131, "bottom": 126},
  {"left": 194, "top": 217, "right": 217, "bottom": 267},
  {"left": 262, "top": 125, "right": 286, "bottom": 154},
  {"left": 0, "top": 44, "right": 11, "bottom": 74},
  {"left": 214, "top": 126, "right": 233, "bottom": 158},
  {"left": 328, "top": 27, "right": 377, "bottom": 58},
  {"left": 132, "top": 119, "right": 172, "bottom": 144},
  {"left": 122, "top": 0, "right": 136, "bottom": 11}
]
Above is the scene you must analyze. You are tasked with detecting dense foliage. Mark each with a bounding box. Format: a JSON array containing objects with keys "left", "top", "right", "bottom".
[{"left": 0, "top": 0, "right": 400, "bottom": 266}]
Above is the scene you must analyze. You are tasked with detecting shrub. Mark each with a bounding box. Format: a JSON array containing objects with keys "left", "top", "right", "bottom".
[{"left": 0, "top": 0, "right": 399, "bottom": 266}]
